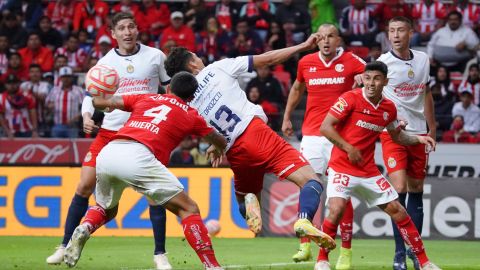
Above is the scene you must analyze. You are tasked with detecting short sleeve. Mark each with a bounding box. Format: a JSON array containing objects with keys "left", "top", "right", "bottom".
[
  {"left": 329, "top": 92, "right": 355, "bottom": 122},
  {"left": 157, "top": 50, "right": 171, "bottom": 85},
  {"left": 296, "top": 57, "right": 306, "bottom": 83},
  {"left": 190, "top": 109, "right": 213, "bottom": 137},
  {"left": 215, "top": 56, "right": 253, "bottom": 77},
  {"left": 351, "top": 53, "right": 366, "bottom": 75},
  {"left": 386, "top": 106, "right": 399, "bottom": 131},
  {"left": 122, "top": 94, "right": 143, "bottom": 112}
]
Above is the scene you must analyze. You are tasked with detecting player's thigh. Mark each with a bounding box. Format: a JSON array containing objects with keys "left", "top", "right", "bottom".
[
  {"left": 406, "top": 143, "right": 429, "bottom": 192},
  {"left": 326, "top": 168, "right": 357, "bottom": 206},
  {"left": 230, "top": 164, "right": 265, "bottom": 196},
  {"left": 378, "top": 199, "right": 408, "bottom": 222},
  {"left": 380, "top": 132, "right": 408, "bottom": 183},
  {"left": 356, "top": 175, "right": 398, "bottom": 208},
  {"left": 325, "top": 197, "right": 348, "bottom": 224},
  {"left": 300, "top": 136, "right": 333, "bottom": 176}
]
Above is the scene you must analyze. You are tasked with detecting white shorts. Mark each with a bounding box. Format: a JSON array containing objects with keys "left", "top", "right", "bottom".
[
  {"left": 300, "top": 136, "right": 333, "bottom": 175},
  {"left": 326, "top": 168, "right": 398, "bottom": 208},
  {"left": 95, "top": 141, "right": 184, "bottom": 209}
]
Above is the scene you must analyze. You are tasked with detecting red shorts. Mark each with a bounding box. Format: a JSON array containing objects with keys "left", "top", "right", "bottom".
[
  {"left": 380, "top": 132, "right": 429, "bottom": 180},
  {"left": 226, "top": 118, "right": 309, "bottom": 195},
  {"left": 82, "top": 128, "right": 117, "bottom": 167}
]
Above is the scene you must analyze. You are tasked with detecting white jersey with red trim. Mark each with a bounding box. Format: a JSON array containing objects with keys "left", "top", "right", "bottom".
[
  {"left": 189, "top": 56, "right": 267, "bottom": 150},
  {"left": 93, "top": 44, "right": 170, "bottom": 131},
  {"left": 377, "top": 49, "right": 430, "bottom": 134}
]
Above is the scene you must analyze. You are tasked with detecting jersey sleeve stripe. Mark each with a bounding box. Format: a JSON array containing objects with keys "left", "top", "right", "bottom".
[{"left": 247, "top": 55, "right": 254, "bottom": 73}]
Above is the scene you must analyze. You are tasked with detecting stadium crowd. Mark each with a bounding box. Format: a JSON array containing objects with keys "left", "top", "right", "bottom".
[{"left": 0, "top": 0, "right": 480, "bottom": 159}]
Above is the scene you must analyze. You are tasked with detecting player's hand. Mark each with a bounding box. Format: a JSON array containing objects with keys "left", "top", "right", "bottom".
[
  {"left": 303, "top": 33, "right": 320, "bottom": 51},
  {"left": 83, "top": 117, "right": 99, "bottom": 134},
  {"left": 417, "top": 135, "right": 436, "bottom": 153},
  {"left": 206, "top": 145, "right": 223, "bottom": 168},
  {"left": 398, "top": 119, "right": 408, "bottom": 130},
  {"left": 346, "top": 146, "right": 363, "bottom": 165},
  {"left": 281, "top": 119, "right": 294, "bottom": 138},
  {"left": 352, "top": 74, "right": 364, "bottom": 88}
]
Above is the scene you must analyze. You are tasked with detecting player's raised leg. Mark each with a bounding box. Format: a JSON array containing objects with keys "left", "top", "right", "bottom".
[{"left": 235, "top": 192, "right": 262, "bottom": 234}]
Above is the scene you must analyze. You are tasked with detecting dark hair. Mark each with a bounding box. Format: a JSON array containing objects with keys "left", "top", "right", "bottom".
[
  {"left": 447, "top": 10, "right": 463, "bottom": 21},
  {"left": 469, "top": 64, "right": 479, "bottom": 71},
  {"left": 29, "top": 63, "right": 42, "bottom": 70},
  {"left": 27, "top": 31, "right": 41, "bottom": 40},
  {"left": 388, "top": 16, "right": 414, "bottom": 29},
  {"left": 164, "top": 47, "right": 193, "bottom": 78},
  {"left": 364, "top": 61, "right": 388, "bottom": 77},
  {"left": 170, "top": 71, "right": 198, "bottom": 100},
  {"left": 9, "top": 52, "right": 21, "bottom": 60},
  {"left": 111, "top": 12, "right": 136, "bottom": 29}
]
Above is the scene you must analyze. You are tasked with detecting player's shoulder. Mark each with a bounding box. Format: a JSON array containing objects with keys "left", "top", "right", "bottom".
[
  {"left": 139, "top": 44, "right": 166, "bottom": 57},
  {"left": 410, "top": 49, "right": 429, "bottom": 62},
  {"left": 382, "top": 96, "right": 397, "bottom": 110},
  {"left": 342, "top": 51, "right": 366, "bottom": 65},
  {"left": 377, "top": 51, "right": 393, "bottom": 63},
  {"left": 299, "top": 52, "right": 319, "bottom": 65}
]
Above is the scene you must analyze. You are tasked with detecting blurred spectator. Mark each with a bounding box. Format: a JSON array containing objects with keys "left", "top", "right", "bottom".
[
  {"left": 0, "top": 12, "right": 28, "bottom": 50},
  {"left": 266, "top": 21, "right": 286, "bottom": 51},
  {"left": 138, "top": 32, "right": 155, "bottom": 47},
  {"left": 339, "top": 0, "right": 377, "bottom": 47},
  {"left": 0, "top": 74, "right": 38, "bottom": 138},
  {"left": 20, "top": 64, "right": 50, "bottom": 136},
  {"left": 411, "top": 0, "right": 446, "bottom": 46},
  {"left": 0, "top": 33, "right": 10, "bottom": 75},
  {"left": 246, "top": 85, "right": 279, "bottom": 130},
  {"left": 1, "top": 52, "right": 29, "bottom": 83},
  {"left": 428, "top": 10, "right": 479, "bottom": 72},
  {"left": 275, "top": 0, "right": 311, "bottom": 44},
  {"left": 442, "top": 115, "right": 475, "bottom": 143},
  {"left": 190, "top": 137, "right": 210, "bottom": 165},
  {"left": 429, "top": 65, "right": 457, "bottom": 97},
  {"left": 373, "top": 0, "right": 411, "bottom": 31},
  {"left": 213, "top": 0, "right": 240, "bottom": 32},
  {"left": 375, "top": 29, "right": 392, "bottom": 53},
  {"left": 73, "top": 0, "right": 109, "bottom": 36},
  {"left": 135, "top": 0, "right": 170, "bottom": 37},
  {"left": 240, "top": 0, "right": 275, "bottom": 41},
  {"left": 246, "top": 65, "right": 284, "bottom": 108},
  {"left": 37, "top": 16, "right": 63, "bottom": 51},
  {"left": 365, "top": 42, "right": 382, "bottom": 62},
  {"left": 431, "top": 84, "right": 455, "bottom": 131},
  {"left": 458, "top": 64, "right": 480, "bottom": 106},
  {"left": 452, "top": 88, "right": 480, "bottom": 133},
  {"left": 94, "top": 14, "right": 117, "bottom": 49},
  {"left": 170, "top": 136, "right": 194, "bottom": 165},
  {"left": 55, "top": 33, "right": 88, "bottom": 72},
  {"left": 182, "top": 0, "right": 208, "bottom": 32},
  {"left": 4, "top": 0, "right": 43, "bottom": 31},
  {"left": 52, "top": 54, "right": 68, "bottom": 87},
  {"left": 160, "top": 11, "right": 196, "bottom": 54},
  {"left": 46, "top": 66, "right": 84, "bottom": 138},
  {"left": 448, "top": 0, "right": 479, "bottom": 31},
  {"left": 44, "top": 0, "right": 76, "bottom": 36},
  {"left": 309, "top": 0, "right": 336, "bottom": 32},
  {"left": 228, "top": 18, "right": 263, "bottom": 57},
  {"left": 18, "top": 32, "right": 54, "bottom": 72},
  {"left": 112, "top": 0, "right": 139, "bottom": 15},
  {"left": 196, "top": 17, "right": 230, "bottom": 64},
  {"left": 78, "top": 29, "right": 93, "bottom": 54}
]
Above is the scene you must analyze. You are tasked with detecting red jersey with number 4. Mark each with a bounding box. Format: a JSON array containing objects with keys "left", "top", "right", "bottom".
[
  {"left": 114, "top": 94, "right": 213, "bottom": 164},
  {"left": 296, "top": 49, "right": 365, "bottom": 136},
  {"left": 328, "top": 88, "right": 398, "bottom": 177}
]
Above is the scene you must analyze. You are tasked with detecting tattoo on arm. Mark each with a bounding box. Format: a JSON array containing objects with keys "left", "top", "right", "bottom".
[{"left": 397, "top": 131, "right": 420, "bottom": 146}]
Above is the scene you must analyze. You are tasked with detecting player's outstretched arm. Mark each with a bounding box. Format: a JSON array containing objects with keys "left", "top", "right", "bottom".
[
  {"left": 92, "top": 96, "right": 125, "bottom": 112},
  {"left": 387, "top": 123, "right": 436, "bottom": 150},
  {"left": 320, "top": 113, "right": 363, "bottom": 165},
  {"left": 282, "top": 80, "right": 306, "bottom": 138},
  {"left": 252, "top": 33, "right": 319, "bottom": 68},
  {"left": 203, "top": 131, "right": 228, "bottom": 167}
]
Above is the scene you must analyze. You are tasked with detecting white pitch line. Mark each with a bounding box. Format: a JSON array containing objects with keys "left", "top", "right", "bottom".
[{"left": 224, "top": 261, "right": 314, "bottom": 269}]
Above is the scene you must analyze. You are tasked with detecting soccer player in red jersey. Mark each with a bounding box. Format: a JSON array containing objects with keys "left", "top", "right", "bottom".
[
  {"left": 313, "top": 61, "right": 440, "bottom": 270},
  {"left": 63, "top": 72, "right": 226, "bottom": 270},
  {"left": 377, "top": 16, "right": 436, "bottom": 270},
  {"left": 282, "top": 24, "right": 365, "bottom": 266}
]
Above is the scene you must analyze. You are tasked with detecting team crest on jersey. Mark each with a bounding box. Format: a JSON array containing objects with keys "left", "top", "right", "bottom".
[
  {"left": 383, "top": 112, "right": 389, "bottom": 121},
  {"left": 84, "top": 152, "right": 92, "bottom": 163},
  {"left": 335, "top": 64, "right": 344, "bottom": 72},
  {"left": 127, "top": 64, "right": 134, "bottom": 73},
  {"left": 408, "top": 68, "right": 414, "bottom": 79},
  {"left": 333, "top": 98, "right": 348, "bottom": 112},
  {"left": 388, "top": 157, "right": 396, "bottom": 168}
]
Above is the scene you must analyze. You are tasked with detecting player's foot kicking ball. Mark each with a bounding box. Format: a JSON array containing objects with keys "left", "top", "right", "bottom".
[
  {"left": 335, "top": 247, "right": 352, "bottom": 270},
  {"left": 292, "top": 242, "right": 312, "bottom": 262},
  {"left": 421, "top": 262, "right": 441, "bottom": 270},
  {"left": 64, "top": 224, "right": 90, "bottom": 268},
  {"left": 393, "top": 251, "right": 407, "bottom": 270},
  {"left": 153, "top": 253, "right": 173, "bottom": 270},
  {"left": 294, "top": 219, "right": 336, "bottom": 250},
  {"left": 46, "top": 245, "right": 65, "bottom": 264},
  {"left": 407, "top": 248, "right": 421, "bottom": 270},
  {"left": 314, "top": 260, "right": 331, "bottom": 270},
  {"left": 245, "top": 193, "right": 262, "bottom": 234}
]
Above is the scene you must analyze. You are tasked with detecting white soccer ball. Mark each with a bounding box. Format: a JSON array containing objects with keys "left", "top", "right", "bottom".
[
  {"left": 85, "top": 64, "right": 119, "bottom": 97},
  {"left": 205, "top": 219, "right": 221, "bottom": 237}
]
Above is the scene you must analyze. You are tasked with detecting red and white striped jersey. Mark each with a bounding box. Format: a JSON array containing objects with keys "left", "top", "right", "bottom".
[
  {"left": 458, "top": 79, "right": 480, "bottom": 106},
  {"left": 46, "top": 85, "right": 85, "bottom": 125},
  {"left": 412, "top": 2, "right": 446, "bottom": 33},
  {"left": 451, "top": 3, "right": 480, "bottom": 28},
  {"left": 0, "top": 91, "right": 36, "bottom": 133},
  {"left": 340, "top": 5, "right": 376, "bottom": 35},
  {"left": 55, "top": 47, "right": 88, "bottom": 70},
  {"left": 20, "top": 81, "right": 50, "bottom": 123}
]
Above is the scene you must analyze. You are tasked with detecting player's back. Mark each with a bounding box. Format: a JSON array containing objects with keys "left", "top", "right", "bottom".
[
  {"left": 189, "top": 56, "right": 267, "bottom": 149},
  {"left": 329, "top": 89, "right": 397, "bottom": 177},
  {"left": 97, "top": 44, "right": 170, "bottom": 131},
  {"left": 297, "top": 49, "right": 365, "bottom": 136},
  {"left": 114, "top": 94, "right": 212, "bottom": 165},
  {"left": 377, "top": 49, "right": 429, "bottom": 134}
]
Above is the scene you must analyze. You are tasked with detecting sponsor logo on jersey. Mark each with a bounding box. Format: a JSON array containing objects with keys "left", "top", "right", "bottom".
[
  {"left": 335, "top": 64, "right": 344, "bottom": 72},
  {"left": 332, "top": 98, "right": 348, "bottom": 113},
  {"left": 309, "top": 67, "right": 317, "bottom": 72},
  {"left": 393, "top": 82, "right": 426, "bottom": 97},
  {"left": 308, "top": 77, "right": 345, "bottom": 86},
  {"left": 388, "top": 157, "right": 396, "bottom": 168},
  {"left": 194, "top": 71, "right": 215, "bottom": 99},
  {"left": 118, "top": 78, "right": 152, "bottom": 93},
  {"left": 383, "top": 112, "right": 389, "bottom": 121},
  {"left": 202, "top": 92, "right": 222, "bottom": 116},
  {"left": 355, "top": 120, "right": 384, "bottom": 132}
]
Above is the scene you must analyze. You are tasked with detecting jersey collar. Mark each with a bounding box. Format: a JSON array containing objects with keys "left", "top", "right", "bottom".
[
  {"left": 114, "top": 43, "right": 141, "bottom": 57},
  {"left": 317, "top": 47, "right": 344, "bottom": 68},
  {"left": 361, "top": 87, "right": 384, "bottom": 110},
  {"left": 389, "top": 49, "right": 414, "bottom": 61}
]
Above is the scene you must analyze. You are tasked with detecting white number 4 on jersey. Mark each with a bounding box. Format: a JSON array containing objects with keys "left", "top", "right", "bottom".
[{"left": 144, "top": 105, "right": 172, "bottom": 124}]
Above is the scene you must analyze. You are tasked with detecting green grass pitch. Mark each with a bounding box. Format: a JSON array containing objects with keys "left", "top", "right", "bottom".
[{"left": 1, "top": 236, "right": 478, "bottom": 270}]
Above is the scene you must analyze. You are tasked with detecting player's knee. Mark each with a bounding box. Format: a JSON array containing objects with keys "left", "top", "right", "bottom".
[
  {"left": 388, "top": 201, "right": 408, "bottom": 221},
  {"left": 407, "top": 180, "right": 424, "bottom": 193},
  {"left": 75, "top": 180, "right": 95, "bottom": 197},
  {"left": 185, "top": 200, "right": 200, "bottom": 215},
  {"left": 328, "top": 204, "right": 345, "bottom": 223}
]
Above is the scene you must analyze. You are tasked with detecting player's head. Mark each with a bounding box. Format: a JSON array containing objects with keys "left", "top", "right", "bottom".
[
  {"left": 363, "top": 61, "right": 388, "bottom": 100},
  {"left": 164, "top": 47, "right": 205, "bottom": 77},
  {"left": 111, "top": 12, "right": 138, "bottom": 52},
  {"left": 316, "top": 24, "right": 341, "bottom": 59},
  {"left": 170, "top": 71, "right": 199, "bottom": 101},
  {"left": 387, "top": 16, "right": 413, "bottom": 51}
]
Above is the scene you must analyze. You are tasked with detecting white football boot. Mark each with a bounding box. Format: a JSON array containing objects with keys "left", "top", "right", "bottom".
[
  {"left": 46, "top": 245, "right": 66, "bottom": 264},
  {"left": 153, "top": 253, "right": 173, "bottom": 270},
  {"left": 64, "top": 224, "right": 90, "bottom": 267}
]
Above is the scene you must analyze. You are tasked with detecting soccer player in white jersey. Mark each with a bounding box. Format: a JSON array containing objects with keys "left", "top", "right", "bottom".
[
  {"left": 45, "top": 12, "right": 173, "bottom": 270},
  {"left": 164, "top": 39, "right": 337, "bottom": 252},
  {"left": 377, "top": 16, "right": 436, "bottom": 270},
  {"left": 282, "top": 24, "right": 365, "bottom": 267}
]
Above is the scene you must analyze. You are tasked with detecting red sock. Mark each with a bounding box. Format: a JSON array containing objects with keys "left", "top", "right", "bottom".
[
  {"left": 181, "top": 214, "right": 221, "bottom": 268},
  {"left": 300, "top": 237, "right": 310, "bottom": 244},
  {"left": 317, "top": 219, "right": 338, "bottom": 261},
  {"left": 340, "top": 199, "right": 353, "bottom": 249},
  {"left": 82, "top": 205, "right": 107, "bottom": 234},
  {"left": 395, "top": 216, "right": 429, "bottom": 266}
]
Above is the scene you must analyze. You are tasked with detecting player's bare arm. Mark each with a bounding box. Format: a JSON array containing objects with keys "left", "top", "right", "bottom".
[
  {"left": 203, "top": 131, "right": 228, "bottom": 167},
  {"left": 387, "top": 122, "right": 436, "bottom": 149},
  {"left": 320, "top": 113, "right": 363, "bottom": 165},
  {"left": 92, "top": 96, "right": 125, "bottom": 112},
  {"left": 282, "top": 80, "right": 306, "bottom": 137},
  {"left": 252, "top": 33, "right": 319, "bottom": 68},
  {"left": 424, "top": 86, "right": 437, "bottom": 145}
]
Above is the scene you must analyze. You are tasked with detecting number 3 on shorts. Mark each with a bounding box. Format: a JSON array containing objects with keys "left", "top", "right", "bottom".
[{"left": 333, "top": 173, "right": 350, "bottom": 187}]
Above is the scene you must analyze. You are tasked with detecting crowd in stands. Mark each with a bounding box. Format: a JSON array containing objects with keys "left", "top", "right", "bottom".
[{"left": 0, "top": 0, "right": 479, "bottom": 164}]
